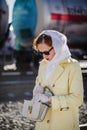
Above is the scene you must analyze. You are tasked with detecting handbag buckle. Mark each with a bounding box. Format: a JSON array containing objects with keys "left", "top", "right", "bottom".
[{"left": 28, "top": 106, "right": 33, "bottom": 113}]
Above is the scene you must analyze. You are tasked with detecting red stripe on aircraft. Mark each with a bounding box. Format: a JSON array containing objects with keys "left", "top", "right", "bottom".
[{"left": 51, "top": 13, "right": 87, "bottom": 22}]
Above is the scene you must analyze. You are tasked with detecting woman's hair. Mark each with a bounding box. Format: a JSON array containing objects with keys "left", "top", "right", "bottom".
[{"left": 33, "top": 34, "right": 52, "bottom": 50}]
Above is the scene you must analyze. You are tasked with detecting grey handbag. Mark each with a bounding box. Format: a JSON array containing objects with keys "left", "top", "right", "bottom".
[{"left": 22, "top": 87, "right": 54, "bottom": 122}]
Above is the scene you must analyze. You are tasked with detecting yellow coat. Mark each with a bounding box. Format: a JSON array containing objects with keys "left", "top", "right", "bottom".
[{"left": 34, "top": 57, "right": 83, "bottom": 130}]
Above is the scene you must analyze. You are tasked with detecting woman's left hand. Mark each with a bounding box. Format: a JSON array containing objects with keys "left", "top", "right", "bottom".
[
  {"left": 33, "top": 94, "right": 50, "bottom": 103},
  {"left": 33, "top": 86, "right": 44, "bottom": 95}
]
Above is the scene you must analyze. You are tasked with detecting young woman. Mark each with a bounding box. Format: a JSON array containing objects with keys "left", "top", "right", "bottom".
[{"left": 33, "top": 30, "right": 84, "bottom": 130}]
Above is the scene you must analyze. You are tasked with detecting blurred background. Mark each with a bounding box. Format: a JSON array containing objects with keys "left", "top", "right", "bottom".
[{"left": 0, "top": 0, "right": 87, "bottom": 129}]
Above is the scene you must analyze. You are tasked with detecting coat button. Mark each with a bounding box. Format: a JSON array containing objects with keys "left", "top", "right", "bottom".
[
  {"left": 52, "top": 84, "right": 55, "bottom": 87},
  {"left": 39, "top": 82, "right": 41, "bottom": 86},
  {"left": 47, "top": 120, "right": 50, "bottom": 123}
]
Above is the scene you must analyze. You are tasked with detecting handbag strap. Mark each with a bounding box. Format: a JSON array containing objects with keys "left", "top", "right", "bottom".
[{"left": 44, "top": 86, "right": 54, "bottom": 96}]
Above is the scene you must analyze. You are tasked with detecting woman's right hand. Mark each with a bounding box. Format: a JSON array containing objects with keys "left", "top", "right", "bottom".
[{"left": 33, "top": 86, "right": 44, "bottom": 95}]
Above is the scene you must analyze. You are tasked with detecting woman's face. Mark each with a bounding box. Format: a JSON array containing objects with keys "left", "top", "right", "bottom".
[{"left": 37, "top": 42, "right": 56, "bottom": 61}]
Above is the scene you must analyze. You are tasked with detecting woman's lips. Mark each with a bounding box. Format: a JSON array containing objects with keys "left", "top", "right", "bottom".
[{"left": 46, "top": 58, "right": 49, "bottom": 60}]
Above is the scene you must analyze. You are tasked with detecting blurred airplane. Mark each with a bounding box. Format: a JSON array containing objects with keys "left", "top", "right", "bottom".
[{"left": 0, "top": 0, "right": 87, "bottom": 71}]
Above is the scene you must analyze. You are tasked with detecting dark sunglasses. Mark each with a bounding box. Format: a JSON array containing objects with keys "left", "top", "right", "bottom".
[{"left": 38, "top": 47, "right": 53, "bottom": 55}]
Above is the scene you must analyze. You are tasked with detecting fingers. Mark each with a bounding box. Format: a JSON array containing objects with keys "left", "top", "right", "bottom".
[
  {"left": 33, "top": 86, "right": 44, "bottom": 95},
  {"left": 33, "top": 94, "right": 49, "bottom": 103}
]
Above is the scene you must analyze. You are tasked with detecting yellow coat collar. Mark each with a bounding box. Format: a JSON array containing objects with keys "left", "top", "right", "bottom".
[{"left": 40, "top": 57, "right": 72, "bottom": 86}]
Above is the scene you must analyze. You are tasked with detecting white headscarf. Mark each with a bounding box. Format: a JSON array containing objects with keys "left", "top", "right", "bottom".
[{"left": 38, "top": 30, "right": 71, "bottom": 79}]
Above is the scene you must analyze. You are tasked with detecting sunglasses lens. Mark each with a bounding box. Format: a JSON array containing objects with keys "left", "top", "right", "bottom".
[
  {"left": 38, "top": 52, "right": 49, "bottom": 55},
  {"left": 44, "top": 51, "right": 49, "bottom": 55}
]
